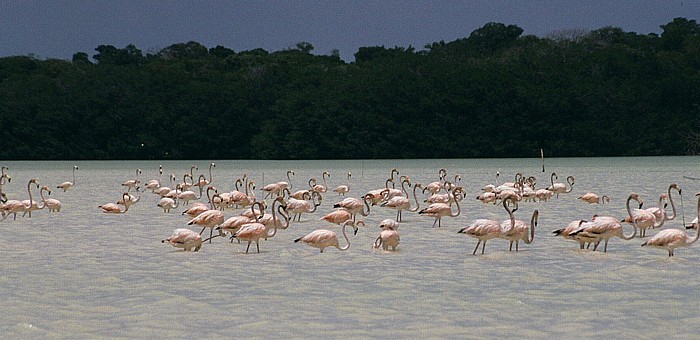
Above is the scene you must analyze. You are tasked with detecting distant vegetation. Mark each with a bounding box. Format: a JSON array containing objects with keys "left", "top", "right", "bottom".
[{"left": 1, "top": 18, "right": 699, "bottom": 160}]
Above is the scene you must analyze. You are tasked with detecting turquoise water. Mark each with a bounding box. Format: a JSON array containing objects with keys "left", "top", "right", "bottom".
[{"left": 1, "top": 157, "right": 699, "bottom": 337}]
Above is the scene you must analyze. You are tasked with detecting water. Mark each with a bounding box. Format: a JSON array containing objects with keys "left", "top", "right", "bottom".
[{"left": 1, "top": 157, "right": 699, "bottom": 338}]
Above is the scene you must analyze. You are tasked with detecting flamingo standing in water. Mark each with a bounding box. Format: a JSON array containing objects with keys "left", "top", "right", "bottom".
[
  {"left": 193, "top": 162, "right": 216, "bottom": 189},
  {"left": 262, "top": 170, "right": 294, "bottom": 198},
  {"left": 145, "top": 165, "right": 163, "bottom": 192},
  {"left": 621, "top": 193, "right": 664, "bottom": 237},
  {"left": 99, "top": 193, "right": 132, "bottom": 214},
  {"left": 310, "top": 171, "right": 330, "bottom": 194},
  {"left": 569, "top": 193, "right": 640, "bottom": 252},
  {"left": 553, "top": 219, "right": 597, "bottom": 249},
  {"left": 122, "top": 168, "right": 142, "bottom": 190},
  {"left": 187, "top": 190, "right": 225, "bottom": 243},
  {"left": 546, "top": 172, "right": 575, "bottom": 198},
  {"left": 285, "top": 190, "right": 322, "bottom": 221},
  {"left": 162, "top": 228, "right": 203, "bottom": 252},
  {"left": 232, "top": 201, "right": 280, "bottom": 253},
  {"left": 333, "top": 194, "right": 372, "bottom": 222},
  {"left": 423, "top": 168, "right": 447, "bottom": 195},
  {"left": 295, "top": 220, "right": 363, "bottom": 253},
  {"left": 333, "top": 172, "right": 351, "bottom": 196},
  {"left": 2, "top": 179, "right": 39, "bottom": 220},
  {"left": 458, "top": 197, "right": 516, "bottom": 255},
  {"left": 219, "top": 201, "right": 265, "bottom": 243},
  {"left": 373, "top": 219, "right": 400, "bottom": 251},
  {"left": 40, "top": 186, "right": 62, "bottom": 212},
  {"left": 157, "top": 184, "right": 181, "bottom": 213},
  {"left": 418, "top": 186, "right": 462, "bottom": 228},
  {"left": 642, "top": 192, "right": 700, "bottom": 256},
  {"left": 56, "top": 165, "right": 78, "bottom": 192},
  {"left": 501, "top": 208, "right": 538, "bottom": 251}
]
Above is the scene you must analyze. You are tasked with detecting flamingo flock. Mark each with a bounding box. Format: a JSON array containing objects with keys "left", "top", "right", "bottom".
[{"left": 1, "top": 164, "right": 698, "bottom": 258}]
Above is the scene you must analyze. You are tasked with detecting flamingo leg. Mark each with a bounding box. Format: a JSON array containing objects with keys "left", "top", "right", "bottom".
[
  {"left": 603, "top": 239, "right": 609, "bottom": 253},
  {"left": 199, "top": 227, "right": 206, "bottom": 235},
  {"left": 209, "top": 228, "right": 213, "bottom": 243},
  {"left": 245, "top": 241, "right": 252, "bottom": 253},
  {"left": 481, "top": 240, "right": 487, "bottom": 255},
  {"left": 256, "top": 241, "right": 260, "bottom": 253},
  {"left": 516, "top": 241, "right": 519, "bottom": 252},
  {"left": 509, "top": 241, "right": 513, "bottom": 251},
  {"left": 472, "top": 240, "right": 481, "bottom": 255}
]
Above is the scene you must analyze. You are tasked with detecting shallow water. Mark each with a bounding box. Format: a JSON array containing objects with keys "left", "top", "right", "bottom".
[{"left": 1, "top": 157, "right": 699, "bottom": 338}]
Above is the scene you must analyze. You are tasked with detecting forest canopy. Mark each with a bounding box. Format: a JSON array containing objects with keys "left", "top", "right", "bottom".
[{"left": 1, "top": 19, "right": 699, "bottom": 160}]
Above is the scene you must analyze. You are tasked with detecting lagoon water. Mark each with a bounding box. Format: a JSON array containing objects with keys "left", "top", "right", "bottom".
[{"left": 1, "top": 157, "right": 699, "bottom": 338}]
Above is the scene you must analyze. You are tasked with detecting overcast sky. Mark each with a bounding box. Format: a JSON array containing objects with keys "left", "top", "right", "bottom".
[{"left": 1, "top": 1, "right": 698, "bottom": 62}]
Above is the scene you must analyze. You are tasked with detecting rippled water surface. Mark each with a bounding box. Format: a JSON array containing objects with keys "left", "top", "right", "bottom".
[{"left": 1, "top": 157, "right": 700, "bottom": 338}]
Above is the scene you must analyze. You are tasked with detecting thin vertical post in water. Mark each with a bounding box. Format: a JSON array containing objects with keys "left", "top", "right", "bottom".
[{"left": 541, "top": 149, "right": 545, "bottom": 172}]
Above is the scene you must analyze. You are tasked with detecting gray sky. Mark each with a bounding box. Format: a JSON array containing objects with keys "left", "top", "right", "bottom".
[{"left": 1, "top": 1, "right": 698, "bottom": 62}]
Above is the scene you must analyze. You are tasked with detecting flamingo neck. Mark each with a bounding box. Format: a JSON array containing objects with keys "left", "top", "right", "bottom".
[{"left": 339, "top": 223, "right": 351, "bottom": 251}]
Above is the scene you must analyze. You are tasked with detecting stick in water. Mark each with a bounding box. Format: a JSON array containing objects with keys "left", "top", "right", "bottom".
[{"left": 541, "top": 149, "right": 545, "bottom": 172}]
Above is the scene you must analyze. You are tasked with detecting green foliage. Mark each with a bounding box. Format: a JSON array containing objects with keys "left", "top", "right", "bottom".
[{"left": 0, "top": 20, "right": 698, "bottom": 160}]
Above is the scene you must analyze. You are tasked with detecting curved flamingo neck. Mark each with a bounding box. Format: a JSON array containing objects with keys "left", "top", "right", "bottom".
[
  {"left": 525, "top": 210, "right": 538, "bottom": 244},
  {"left": 665, "top": 184, "right": 680, "bottom": 221},
  {"left": 338, "top": 222, "right": 352, "bottom": 251},
  {"left": 624, "top": 194, "right": 640, "bottom": 240},
  {"left": 408, "top": 183, "right": 421, "bottom": 212},
  {"left": 688, "top": 195, "right": 700, "bottom": 245}
]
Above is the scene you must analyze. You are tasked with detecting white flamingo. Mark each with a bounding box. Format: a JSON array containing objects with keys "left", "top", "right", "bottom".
[
  {"left": 294, "top": 220, "right": 363, "bottom": 253},
  {"left": 56, "top": 165, "right": 78, "bottom": 192},
  {"left": 642, "top": 192, "right": 700, "bottom": 256},
  {"left": 546, "top": 172, "right": 575, "bottom": 198}
]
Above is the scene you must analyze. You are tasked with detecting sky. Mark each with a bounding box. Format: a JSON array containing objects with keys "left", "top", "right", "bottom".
[{"left": 1, "top": 1, "right": 698, "bottom": 62}]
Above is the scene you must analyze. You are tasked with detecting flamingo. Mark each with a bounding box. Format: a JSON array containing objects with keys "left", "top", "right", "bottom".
[
  {"left": 2, "top": 179, "right": 39, "bottom": 220},
  {"left": 578, "top": 192, "right": 610, "bottom": 204},
  {"left": 56, "top": 165, "right": 78, "bottom": 192},
  {"left": 121, "top": 168, "right": 142, "bottom": 190},
  {"left": 418, "top": 186, "right": 462, "bottom": 228},
  {"left": 458, "top": 197, "right": 516, "bottom": 255},
  {"left": 262, "top": 171, "right": 294, "bottom": 198},
  {"left": 501, "top": 209, "right": 538, "bottom": 251},
  {"left": 154, "top": 174, "right": 176, "bottom": 197},
  {"left": 569, "top": 193, "right": 639, "bottom": 252},
  {"left": 157, "top": 184, "right": 181, "bottom": 213},
  {"left": 332, "top": 194, "right": 372, "bottom": 222},
  {"left": 0, "top": 166, "right": 10, "bottom": 186},
  {"left": 553, "top": 220, "right": 597, "bottom": 249},
  {"left": 162, "top": 228, "right": 203, "bottom": 252},
  {"left": 621, "top": 193, "right": 664, "bottom": 237},
  {"left": 641, "top": 192, "right": 700, "bottom": 256},
  {"left": 193, "top": 162, "right": 215, "bottom": 188},
  {"left": 232, "top": 202, "right": 279, "bottom": 253},
  {"left": 39, "top": 185, "right": 62, "bottom": 213},
  {"left": 259, "top": 196, "right": 290, "bottom": 230},
  {"left": 219, "top": 201, "right": 265, "bottom": 243},
  {"left": 145, "top": 165, "right": 163, "bottom": 192},
  {"left": 179, "top": 165, "right": 198, "bottom": 190},
  {"left": 546, "top": 172, "right": 575, "bottom": 198},
  {"left": 311, "top": 171, "right": 330, "bottom": 194},
  {"left": 99, "top": 193, "right": 132, "bottom": 214},
  {"left": 178, "top": 174, "right": 205, "bottom": 205},
  {"left": 187, "top": 191, "right": 225, "bottom": 242},
  {"left": 23, "top": 180, "right": 49, "bottom": 217},
  {"left": 294, "top": 220, "right": 363, "bottom": 253},
  {"left": 285, "top": 190, "right": 322, "bottom": 221},
  {"left": 373, "top": 219, "right": 400, "bottom": 251},
  {"left": 320, "top": 208, "right": 352, "bottom": 226},
  {"left": 117, "top": 186, "right": 142, "bottom": 206},
  {"left": 423, "top": 168, "right": 447, "bottom": 195},
  {"left": 333, "top": 172, "right": 351, "bottom": 196},
  {"left": 381, "top": 180, "right": 422, "bottom": 221}
]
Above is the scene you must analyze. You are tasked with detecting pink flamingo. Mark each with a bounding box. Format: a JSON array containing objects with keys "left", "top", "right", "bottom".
[
  {"left": 578, "top": 192, "right": 610, "bottom": 204},
  {"left": 570, "top": 193, "right": 639, "bottom": 252},
  {"left": 144, "top": 165, "right": 163, "bottom": 192},
  {"left": 501, "top": 208, "right": 538, "bottom": 251},
  {"left": 2, "top": 179, "right": 39, "bottom": 220},
  {"left": 294, "top": 220, "right": 363, "bottom": 253},
  {"left": 546, "top": 172, "right": 575, "bottom": 198},
  {"left": 99, "top": 193, "right": 132, "bottom": 214},
  {"left": 458, "top": 197, "right": 516, "bottom": 255},
  {"left": 162, "top": 228, "right": 203, "bottom": 252},
  {"left": 320, "top": 208, "right": 352, "bottom": 226},
  {"left": 56, "top": 165, "right": 78, "bottom": 192},
  {"left": 418, "top": 186, "right": 462, "bottom": 228},
  {"left": 187, "top": 191, "right": 225, "bottom": 243},
  {"left": 373, "top": 219, "right": 400, "bottom": 251},
  {"left": 333, "top": 172, "right": 351, "bottom": 196},
  {"left": 121, "top": 168, "right": 142, "bottom": 190},
  {"left": 285, "top": 190, "right": 322, "bottom": 221},
  {"left": 232, "top": 202, "right": 279, "bottom": 253},
  {"left": 553, "top": 219, "right": 597, "bottom": 249},
  {"left": 642, "top": 192, "right": 700, "bottom": 256},
  {"left": 332, "top": 194, "right": 372, "bottom": 222}
]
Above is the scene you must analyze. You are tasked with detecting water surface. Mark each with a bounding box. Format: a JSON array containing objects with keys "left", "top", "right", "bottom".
[{"left": 1, "top": 157, "right": 699, "bottom": 338}]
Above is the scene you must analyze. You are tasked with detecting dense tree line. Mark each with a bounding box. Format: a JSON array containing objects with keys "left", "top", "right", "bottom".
[{"left": 1, "top": 18, "right": 699, "bottom": 160}]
